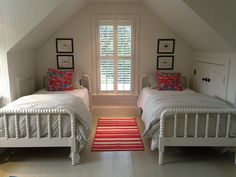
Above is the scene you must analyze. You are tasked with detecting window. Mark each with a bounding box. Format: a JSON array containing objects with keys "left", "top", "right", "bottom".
[{"left": 97, "top": 20, "right": 134, "bottom": 93}]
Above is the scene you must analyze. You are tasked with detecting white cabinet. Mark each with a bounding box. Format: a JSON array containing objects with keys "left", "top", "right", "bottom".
[{"left": 193, "top": 61, "right": 229, "bottom": 100}]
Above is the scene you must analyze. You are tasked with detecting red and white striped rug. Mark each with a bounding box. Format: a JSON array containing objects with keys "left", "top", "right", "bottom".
[{"left": 91, "top": 117, "right": 144, "bottom": 152}]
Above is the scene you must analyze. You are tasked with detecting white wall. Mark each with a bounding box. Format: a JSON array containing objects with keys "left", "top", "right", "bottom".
[
  {"left": 36, "top": 2, "right": 193, "bottom": 92},
  {"left": 0, "top": 0, "right": 64, "bottom": 104},
  {"left": 183, "top": 0, "right": 236, "bottom": 49},
  {"left": 7, "top": 51, "right": 36, "bottom": 100},
  {"left": 142, "top": 0, "right": 234, "bottom": 52},
  {"left": 193, "top": 52, "right": 236, "bottom": 106}
]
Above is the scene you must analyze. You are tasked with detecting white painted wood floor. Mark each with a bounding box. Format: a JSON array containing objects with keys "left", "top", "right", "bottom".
[{"left": 0, "top": 115, "right": 236, "bottom": 177}]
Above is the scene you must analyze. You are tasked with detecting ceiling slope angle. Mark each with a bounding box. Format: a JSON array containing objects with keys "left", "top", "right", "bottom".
[
  {"left": 141, "top": 0, "right": 235, "bottom": 52},
  {"left": 183, "top": 0, "right": 236, "bottom": 51},
  {"left": 9, "top": 0, "right": 87, "bottom": 52}
]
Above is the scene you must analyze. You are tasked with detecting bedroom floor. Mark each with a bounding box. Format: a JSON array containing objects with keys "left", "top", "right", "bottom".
[{"left": 0, "top": 115, "right": 236, "bottom": 177}]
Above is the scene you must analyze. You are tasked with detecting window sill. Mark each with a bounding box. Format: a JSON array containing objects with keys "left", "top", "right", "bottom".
[{"left": 92, "top": 93, "right": 138, "bottom": 97}]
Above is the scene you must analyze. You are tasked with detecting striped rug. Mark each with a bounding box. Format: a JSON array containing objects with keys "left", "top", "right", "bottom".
[{"left": 91, "top": 117, "right": 144, "bottom": 152}]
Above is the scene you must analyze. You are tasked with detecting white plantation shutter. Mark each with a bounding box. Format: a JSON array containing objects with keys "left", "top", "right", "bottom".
[
  {"left": 99, "top": 25, "right": 114, "bottom": 57},
  {"left": 118, "top": 25, "right": 132, "bottom": 56},
  {"left": 97, "top": 20, "right": 134, "bottom": 93},
  {"left": 117, "top": 25, "right": 132, "bottom": 91},
  {"left": 99, "top": 24, "right": 114, "bottom": 91},
  {"left": 118, "top": 60, "right": 131, "bottom": 91},
  {"left": 100, "top": 60, "right": 114, "bottom": 91}
]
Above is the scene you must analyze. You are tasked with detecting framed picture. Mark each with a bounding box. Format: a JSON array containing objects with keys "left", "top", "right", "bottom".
[
  {"left": 56, "top": 38, "right": 73, "bottom": 53},
  {"left": 57, "top": 55, "right": 74, "bottom": 69},
  {"left": 157, "top": 39, "right": 175, "bottom": 54},
  {"left": 157, "top": 56, "right": 174, "bottom": 70}
]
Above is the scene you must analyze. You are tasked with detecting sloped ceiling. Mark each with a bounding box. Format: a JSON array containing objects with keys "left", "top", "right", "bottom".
[
  {"left": 10, "top": 0, "right": 236, "bottom": 52},
  {"left": 183, "top": 0, "right": 236, "bottom": 51},
  {"left": 141, "top": 0, "right": 235, "bottom": 52},
  {"left": 10, "top": 0, "right": 86, "bottom": 52}
]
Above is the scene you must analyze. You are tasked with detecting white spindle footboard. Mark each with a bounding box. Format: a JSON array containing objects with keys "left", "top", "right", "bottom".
[
  {"left": 0, "top": 109, "right": 79, "bottom": 165},
  {"left": 158, "top": 108, "right": 236, "bottom": 165}
]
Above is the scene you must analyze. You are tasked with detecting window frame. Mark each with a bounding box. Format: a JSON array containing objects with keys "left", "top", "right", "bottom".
[
  {"left": 92, "top": 15, "right": 140, "bottom": 95},
  {"left": 96, "top": 19, "right": 135, "bottom": 94}
]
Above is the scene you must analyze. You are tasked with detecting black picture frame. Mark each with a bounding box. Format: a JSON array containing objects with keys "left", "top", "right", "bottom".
[
  {"left": 157, "top": 55, "right": 174, "bottom": 70},
  {"left": 57, "top": 55, "right": 74, "bottom": 69},
  {"left": 56, "top": 38, "right": 74, "bottom": 53},
  {"left": 157, "top": 39, "right": 175, "bottom": 54}
]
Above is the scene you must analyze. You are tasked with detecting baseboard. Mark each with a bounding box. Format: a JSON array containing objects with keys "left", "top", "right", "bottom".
[
  {"left": 92, "top": 94, "right": 138, "bottom": 107},
  {"left": 91, "top": 106, "right": 140, "bottom": 117}
]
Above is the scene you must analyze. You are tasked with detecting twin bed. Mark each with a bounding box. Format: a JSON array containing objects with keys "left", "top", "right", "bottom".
[
  {"left": 138, "top": 63, "right": 236, "bottom": 164},
  {"left": 1, "top": 61, "right": 236, "bottom": 166},
  {"left": 138, "top": 87, "right": 236, "bottom": 164},
  {"left": 0, "top": 74, "right": 91, "bottom": 165}
]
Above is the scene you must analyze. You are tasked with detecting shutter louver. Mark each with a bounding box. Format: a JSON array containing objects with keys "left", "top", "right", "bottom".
[
  {"left": 100, "top": 60, "right": 114, "bottom": 91},
  {"left": 118, "top": 25, "right": 132, "bottom": 57},
  {"left": 99, "top": 25, "right": 114, "bottom": 91},
  {"left": 98, "top": 22, "right": 133, "bottom": 93},
  {"left": 117, "top": 25, "right": 132, "bottom": 91},
  {"left": 99, "top": 25, "right": 114, "bottom": 57},
  {"left": 118, "top": 60, "right": 131, "bottom": 91}
]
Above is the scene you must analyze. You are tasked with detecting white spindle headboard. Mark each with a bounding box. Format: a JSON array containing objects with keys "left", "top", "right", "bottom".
[
  {"left": 16, "top": 74, "right": 34, "bottom": 98},
  {"left": 42, "top": 74, "right": 91, "bottom": 92},
  {"left": 139, "top": 73, "right": 189, "bottom": 93}
]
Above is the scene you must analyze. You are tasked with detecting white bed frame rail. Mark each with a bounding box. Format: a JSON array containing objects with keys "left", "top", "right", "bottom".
[
  {"left": 0, "top": 109, "right": 78, "bottom": 165},
  {"left": 158, "top": 108, "right": 236, "bottom": 165}
]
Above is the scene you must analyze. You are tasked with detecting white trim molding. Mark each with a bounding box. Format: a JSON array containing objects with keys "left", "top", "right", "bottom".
[{"left": 91, "top": 14, "right": 140, "bottom": 95}]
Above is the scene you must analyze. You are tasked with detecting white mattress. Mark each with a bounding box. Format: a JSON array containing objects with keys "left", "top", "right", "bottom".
[
  {"left": 0, "top": 94, "right": 91, "bottom": 152},
  {"left": 35, "top": 88, "right": 90, "bottom": 110},
  {"left": 137, "top": 87, "right": 236, "bottom": 150},
  {"left": 137, "top": 87, "right": 234, "bottom": 136},
  {"left": 137, "top": 87, "right": 194, "bottom": 110}
]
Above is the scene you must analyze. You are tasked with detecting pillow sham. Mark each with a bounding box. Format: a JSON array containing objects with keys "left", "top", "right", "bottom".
[
  {"left": 72, "top": 71, "right": 81, "bottom": 88},
  {"left": 157, "top": 71, "right": 183, "bottom": 91},
  {"left": 47, "top": 68, "right": 74, "bottom": 91},
  {"left": 148, "top": 73, "right": 157, "bottom": 89}
]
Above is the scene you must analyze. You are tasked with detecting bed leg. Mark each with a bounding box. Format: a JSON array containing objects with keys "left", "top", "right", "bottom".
[
  {"left": 158, "top": 148, "right": 164, "bottom": 165},
  {"left": 234, "top": 148, "right": 236, "bottom": 164},
  {"left": 158, "top": 140, "right": 165, "bottom": 165},
  {"left": 71, "top": 137, "right": 79, "bottom": 166},
  {"left": 71, "top": 152, "right": 76, "bottom": 166}
]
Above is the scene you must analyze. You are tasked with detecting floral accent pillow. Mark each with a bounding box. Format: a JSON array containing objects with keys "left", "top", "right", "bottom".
[
  {"left": 47, "top": 68, "right": 74, "bottom": 91},
  {"left": 157, "top": 71, "right": 183, "bottom": 91}
]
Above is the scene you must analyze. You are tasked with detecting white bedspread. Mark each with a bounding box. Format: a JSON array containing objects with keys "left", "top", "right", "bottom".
[
  {"left": 35, "top": 88, "right": 90, "bottom": 110},
  {"left": 0, "top": 94, "right": 91, "bottom": 150},
  {"left": 137, "top": 87, "right": 231, "bottom": 137}
]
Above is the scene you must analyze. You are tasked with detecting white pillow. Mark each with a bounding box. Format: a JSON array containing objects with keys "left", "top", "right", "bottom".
[
  {"left": 148, "top": 73, "right": 157, "bottom": 89},
  {"left": 72, "top": 71, "right": 81, "bottom": 88}
]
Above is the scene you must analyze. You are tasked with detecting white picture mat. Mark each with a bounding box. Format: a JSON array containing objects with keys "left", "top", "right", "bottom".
[
  {"left": 56, "top": 39, "right": 73, "bottom": 52},
  {"left": 159, "top": 41, "right": 174, "bottom": 53},
  {"left": 57, "top": 55, "right": 74, "bottom": 68},
  {"left": 157, "top": 56, "right": 173, "bottom": 69}
]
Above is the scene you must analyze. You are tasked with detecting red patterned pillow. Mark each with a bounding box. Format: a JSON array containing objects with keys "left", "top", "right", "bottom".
[
  {"left": 157, "top": 71, "right": 183, "bottom": 91},
  {"left": 47, "top": 68, "right": 74, "bottom": 91}
]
